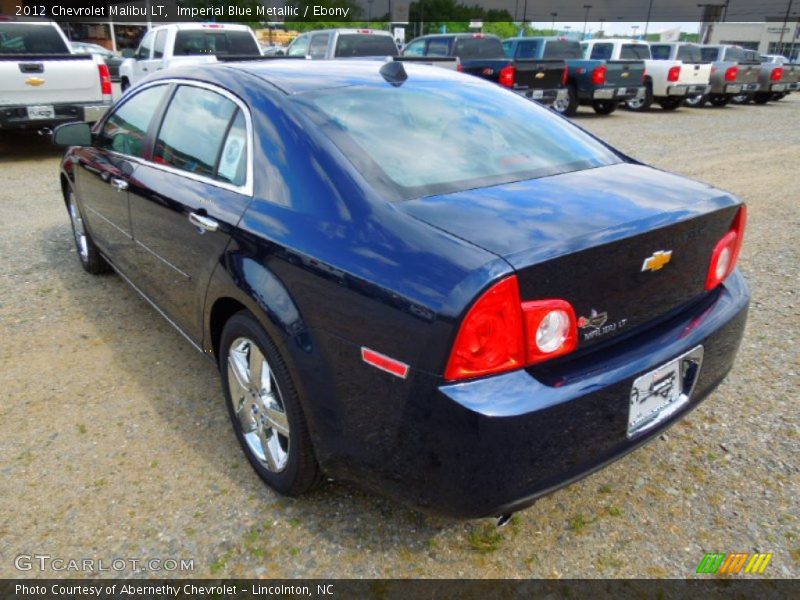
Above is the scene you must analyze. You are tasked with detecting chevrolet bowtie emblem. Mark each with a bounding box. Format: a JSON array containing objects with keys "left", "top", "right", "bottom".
[
  {"left": 25, "top": 77, "right": 46, "bottom": 87},
  {"left": 535, "top": 72, "right": 545, "bottom": 79},
  {"left": 642, "top": 250, "right": 673, "bottom": 272},
  {"left": 621, "top": 72, "right": 629, "bottom": 77}
]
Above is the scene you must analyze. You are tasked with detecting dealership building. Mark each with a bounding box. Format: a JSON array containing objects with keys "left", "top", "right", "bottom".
[{"left": 704, "top": 21, "right": 800, "bottom": 59}]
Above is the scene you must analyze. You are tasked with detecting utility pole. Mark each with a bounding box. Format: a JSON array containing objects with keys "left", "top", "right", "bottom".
[
  {"left": 644, "top": 0, "right": 654, "bottom": 37},
  {"left": 778, "top": 0, "right": 794, "bottom": 56},
  {"left": 582, "top": 5, "right": 592, "bottom": 40},
  {"left": 551, "top": 12, "right": 558, "bottom": 34}
]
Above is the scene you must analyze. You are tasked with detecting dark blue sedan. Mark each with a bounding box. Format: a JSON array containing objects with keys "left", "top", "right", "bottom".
[{"left": 54, "top": 60, "right": 749, "bottom": 518}]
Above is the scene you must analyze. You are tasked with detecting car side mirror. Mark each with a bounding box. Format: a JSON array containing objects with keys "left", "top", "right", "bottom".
[
  {"left": 53, "top": 122, "right": 93, "bottom": 147},
  {"left": 121, "top": 48, "right": 134, "bottom": 59}
]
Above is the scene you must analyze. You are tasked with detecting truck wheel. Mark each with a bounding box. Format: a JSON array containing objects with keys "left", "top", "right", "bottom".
[
  {"left": 752, "top": 92, "right": 771, "bottom": 104},
  {"left": 657, "top": 97, "right": 683, "bottom": 111},
  {"left": 708, "top": 94, "right": 731, "bottom": 107},
  {"left": 625, "top": 84, "right": 652, "bottom": 111},
  {"left": 120, "top": 77, "right": 130, "bottom": 93},
  {"left": 684, "top": 93, "right": 707, "bottom": 108},
  {"left": 771, "top": 92, "right": 786, "bottom": 100},
  {"left": 591, "top": 100, "right": 618, "bottom": 115},
  {"left": 552, "top": 85, "right": 578, "bottom": 117},
  {"left": 731, "top": 92, "right": 752, "bottom": 104}
]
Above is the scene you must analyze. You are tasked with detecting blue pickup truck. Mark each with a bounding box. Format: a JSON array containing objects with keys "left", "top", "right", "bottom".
[{"left": 503, "top": 37, "right": 646, "bottom": 116}]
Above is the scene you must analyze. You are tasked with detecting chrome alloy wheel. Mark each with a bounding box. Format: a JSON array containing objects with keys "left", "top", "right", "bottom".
[
  {"left": 626, "top": 95, "right": 646, "bottom": 110},
  {"left": 227, "top": 337, "right": 290, "bottom": 472},
  {"left": 552, "top": 93, "right": 570, "bottom": 113},
  {"left": 68, "top": 193, "right": 89, "bottom": 262}
]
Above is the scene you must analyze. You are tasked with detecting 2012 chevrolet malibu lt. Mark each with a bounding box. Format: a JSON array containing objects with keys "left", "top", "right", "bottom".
[{"left": 53, "top": 60, "right": 749, "bottom": 518}]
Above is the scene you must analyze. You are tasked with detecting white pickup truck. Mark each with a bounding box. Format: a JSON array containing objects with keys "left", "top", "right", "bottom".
[
  {"left": 0, "top": 18, "right": 112, "bottom": 132},
  {"left": 581, "top": 39, "right": 711, "bottom": 111},
  {"left": 119, "top": 23, "right": 262, "bottom": 91}
]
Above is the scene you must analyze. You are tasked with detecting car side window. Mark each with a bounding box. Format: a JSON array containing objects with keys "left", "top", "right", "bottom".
[
  {"left": 216, "top": 111, "right": 248, "bottom": 186},
  {"left": 650, "top": 45, "right": 670, "bottom": 59},
  {"left": 97, "top": 84, "right": 168, "bottom": 158},
  {"left": 308, "top": 33, "right": 329, "bottom": 59},
  {"left": 590, "top": 43, "right": 612, "bottom": 60},
  {"left": 403, "top": 39, "right": 426, "bottom": 56},
  {"left": 427, "top": 38, "right": 450, "bottom": 57},
  {"left": 153, "top": 85, "right": 239, "bottom": 181},
  {"left": 137, "top": 32, "right": 154, "bottom": 60},
  {"left": 287, "top": 34, "right": 309, "bottom": 57},
  {"left": 153, "top": 30, "right": 167, "bottom": 59}
]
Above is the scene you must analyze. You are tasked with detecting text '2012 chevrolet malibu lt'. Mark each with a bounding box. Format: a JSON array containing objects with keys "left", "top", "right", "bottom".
[{"left": 53, "top": 59, "right": 749, "bottom": 518}]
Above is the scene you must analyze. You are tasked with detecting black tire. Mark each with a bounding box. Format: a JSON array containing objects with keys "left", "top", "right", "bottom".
[
  {"left": 120, "top": 77, "right": 130, "bottom": 92},
  {"left": 731, "top": 92, "right": 752, "bottom": 105},
  {"left": 220, "top": 311, "right": 322, "bottom": 496},
  {"left": 66, "top": 190, "right": 110, "bottom": 275},
  {"left": 552, "top": 85, "right": 578, "bottom": 117},
  {"left": 753, "top": 92, "right": 772, "bottom": 104},
  {"left": 684, "top": 93, "right": 707, "bottom": 108},
  {"left": 708, "top": 94, "right": 731, "bottom": 107},
  {"left": 591, "top": 100, "right": 618, "bottom": 115},
  {"left": 625, "top": 84, "right": 652, "bottom": 112},
  {"left": 657, "top": 97, "right": 684, "bottom": 111},
  {"left": 771, "top": 92, "right": 787, "bottom": 101}
]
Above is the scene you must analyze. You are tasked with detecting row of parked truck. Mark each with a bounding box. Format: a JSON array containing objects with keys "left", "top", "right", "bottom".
[{"left": 1, "top": 18, "right": 797, "bottom": 134}]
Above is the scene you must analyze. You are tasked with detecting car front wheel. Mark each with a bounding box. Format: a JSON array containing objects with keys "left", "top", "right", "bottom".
[
  {"left": 220, "top": 311, "right": 321, "bottom": 496},
  {"left": 591, "top": 100, "right": 618, "bottom": 115},
  {"left": 657, "top": 97, "right": 684, "bottom": 111},
  {"left": 67, "top": 191, "right": 110, "bottom": 275},
  {"left": 625, "top": 85, "right": 652, "bottom": 111},
  {"left": 684, "top": 93, "right": 707, "bottom": 108}
]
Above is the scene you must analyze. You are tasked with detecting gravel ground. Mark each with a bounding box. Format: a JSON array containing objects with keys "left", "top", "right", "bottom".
[{"left": 0, "top": 96, "right": 798, "bottom": 580}]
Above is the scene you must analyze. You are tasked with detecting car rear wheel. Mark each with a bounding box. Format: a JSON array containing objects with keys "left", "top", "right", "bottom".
[
  {"left": 657, "top": 97, "right": 683, "bottom": 111},
  {"left": 67, "top": 191, "right": 110, "bottom": 275},
  {"left": 708, "top": 94, "right": 731, "bottom": 107},
  {"left": 771, "top": 92, "right": 787, "bottom": 100},
  {"left": 120, "top": 77, "right": 130, "bottom": 92},
  {"left": 731, "top": 92, "right": 752, "bottom": 104},
  {"left": 591, "top": 100, "right": 618, "bottom": 115},
  {"left": 220, "top": 311, "right": 321, "bottom": 496},
  {"left": 552, "top": 85, "right": 578, "bottom": 117},
  {"left": 684, "top": 93, "right": 707, "bottom": 108},
  {"left": 625, "top": 85, "right": 652, "bottom": 111},
  {"left": 752, "top": 92, "right": 772, "bottom": 104}
]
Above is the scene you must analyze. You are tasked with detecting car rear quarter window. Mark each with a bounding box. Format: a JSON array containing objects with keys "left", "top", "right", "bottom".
[
  {"left": 620, "top": 44, "right": 650, "bottom": 59},
  {"left": 0, "top": 24, "right": 70, "bottom": 54},
  {"left": 335, "top": 34, "right": 399, "bottom": 57},
  {"left": 216, "top": 111, "right": 248, "bottom": 187},
  {"left": 453, "top": 37, "right": 504, "bottom": 59},
  {"left": 98, "top": 84, "right": 168, "bottom": 158},
  {"left": 153, "top": 85, "right": 240, "bottom": 182},
  {"left": 590, "top": 43, "right": 613, "bottom": 60}
]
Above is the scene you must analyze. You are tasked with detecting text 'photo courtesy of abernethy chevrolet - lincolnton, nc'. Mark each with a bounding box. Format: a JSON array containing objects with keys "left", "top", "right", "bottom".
[{"left": 0, "top": 16, "right": 756, "bottom": 521}]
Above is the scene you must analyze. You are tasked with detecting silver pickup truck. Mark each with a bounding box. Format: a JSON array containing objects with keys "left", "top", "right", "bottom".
[
  {"left": 731, "top": 49, "right": 787, "bottom": 104},
  {"left": 687, "top": 44, "right": 760, "bottom": 107}
]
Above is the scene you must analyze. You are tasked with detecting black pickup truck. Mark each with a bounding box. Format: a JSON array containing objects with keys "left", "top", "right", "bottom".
[{"left": 401, "top": 33, "right": 566, "bottom": 105}]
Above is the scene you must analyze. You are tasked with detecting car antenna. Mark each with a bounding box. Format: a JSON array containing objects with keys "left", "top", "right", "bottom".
[{"left": 380, "top": 60, "right": 407, "bottom": 87}]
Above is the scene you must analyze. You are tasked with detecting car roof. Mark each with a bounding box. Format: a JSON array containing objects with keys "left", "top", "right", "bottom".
[
  {"left": 219, "top": 59, "right": 464, "bottom": 95},
  {"left": 298, "top": 29, "right": 393, "bottom": 37},
  {"left": 413, "top": 33, "right": 501, "bottom": 40}
]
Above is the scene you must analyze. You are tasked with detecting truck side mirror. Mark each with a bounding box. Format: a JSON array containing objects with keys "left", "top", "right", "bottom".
[{"left": 53, "top": 122, "right": 93, "bottom": 147}]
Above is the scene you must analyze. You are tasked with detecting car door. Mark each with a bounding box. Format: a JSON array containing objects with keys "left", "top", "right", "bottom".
[
  {"left": 128, "top": 82, "right": 253, "bottom": 341},
  {"left": 74, "top": 83, "right": 170, "bottom": 275},
  {"left": 133, "top": 30, "right": 157, "bottom": 81}
]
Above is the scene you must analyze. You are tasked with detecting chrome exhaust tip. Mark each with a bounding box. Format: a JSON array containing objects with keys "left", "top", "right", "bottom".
[
  {"left": 496, "top": 514, "right": 514, "bottom": 528},
  {"left": 38, "top": 127, "right": 53, "bottom": 137}
]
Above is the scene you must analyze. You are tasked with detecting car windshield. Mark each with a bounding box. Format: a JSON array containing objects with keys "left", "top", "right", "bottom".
[
  {"left": 335, "top": 34, "right": 398, "bottom": 57},
  {"left": 294, "top": 78, "right": 621, "bottom": 201},
  {"left": 0, "top": 23, "right": 70, "bottom": 54}
]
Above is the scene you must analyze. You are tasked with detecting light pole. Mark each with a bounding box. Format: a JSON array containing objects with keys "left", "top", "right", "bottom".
[
  {"left": 644, "top": 0, "right": 654, "bottom": 37},
  {"left": 778, "top": 0, "right": 794, "bottom": 56},
  {"left": 582, "top": 5, "right": 592, "bottom": 40},
  {"left": 367, "top": 0, "right": 373, "bottom": 26},
  {"left": 631, "top": 24, "right": 640, "bottom": 39},
  {"left": 599, "top": 18, "right": 605, "bottom": 38},
  {"left": 551, "top": 12, "right": 558, "bottom": 34}
]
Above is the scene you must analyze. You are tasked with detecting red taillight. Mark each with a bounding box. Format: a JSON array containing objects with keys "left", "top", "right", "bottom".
[
  {"left": 98, "top": 63, "right": 112, "bottom": 96},
  {"left": 770, "top": 67, "right": 784, "bottom": 81},
  {"left": 472, "top": 33, "right": 485, "bottom": 39},
  {"left": 705, "top": 206, "right": 747, "bottom": 290},
  {"left": 561, "top": 65, "right": 568, "bottom": 86},
  {"left": 591, "top": 65, "right": 606, "bottom": 85},
  {"left": 724, "top": 65, "right": 738, "bottom": 81},
  {"left": 642, "top": 68, "right": 647, "bottom": 83},
  {"left": 667, "top": 65, "right": 681, "bottom": 82},
  {"left": 499, "top": 65, "right": 516, "bottom": 88},
  {"left": 456, "top": 63, "right": 464, "bottom": 73},
  {"left": 522, "top": 299, "right": 578, "bottom": 366},
  {"left": 444, "top": 276, "right": 577, "bottom": 381}
]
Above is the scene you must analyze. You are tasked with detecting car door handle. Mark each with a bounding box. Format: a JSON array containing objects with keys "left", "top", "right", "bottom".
[
  {"left": 110, "top": 178, "right": 128, "bottom": 191},
  {"left": 188, "top": 212, "right": 219, "bottom": 233}
]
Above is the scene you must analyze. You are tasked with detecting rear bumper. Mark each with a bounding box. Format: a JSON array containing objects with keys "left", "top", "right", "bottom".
[
  {"left": 318, "top": 270, "right": 749, "bottom": 518},
  {"left": 666, "top": 84, "right": 709, "bottom": 96},
  {"left": 0, "top": 102, "right": 109, "bottom": 130},
  {"left": 591, "top": 86, "right": 644, "bottom": 101},
  {"left": 515, "top": 87, "right": 565, "bottom": 105}
]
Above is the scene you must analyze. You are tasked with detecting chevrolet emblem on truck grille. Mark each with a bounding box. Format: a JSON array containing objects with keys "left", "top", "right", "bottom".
[
  {"left": 25, "top": 77, "right": 45, "bottom": 87},
  {"left": 642, "top": 250, "right": 673, "bottom": 272}
]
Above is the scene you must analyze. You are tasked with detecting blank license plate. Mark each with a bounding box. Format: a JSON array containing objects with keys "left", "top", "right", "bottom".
[
  {"left": 532, "top": 89, "right": 544, "bottom": 99},
  {"left": 727, "top": 84, "right": 742, "bottom": 93},
  {"left": 595, "top": 89, "right": 614, "bottom": 99},
  {"left": 772, "top": 84, "right": 786, "bottom": 91},
  {"left": 27, "top": 105, "right": 55, "bottom": 120},
  {"left": 628, "top": 346, "right": 704, "bottom": 438}
]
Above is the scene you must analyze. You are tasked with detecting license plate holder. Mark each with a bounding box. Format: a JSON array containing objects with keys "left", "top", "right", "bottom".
[
  {"left": 628, "top": 346, "right": 704, "bottom": 438},
  {"left": 594, "top": 88, "right": 614, "bottom": 99},
  {"left": 27, "top": 105, "right": 55, "bottom": 120},
  {"left": 532, "top": 89, "right": 544, "bottom": 99}
]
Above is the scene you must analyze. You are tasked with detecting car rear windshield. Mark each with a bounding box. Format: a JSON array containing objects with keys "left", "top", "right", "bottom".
[
  {"left": 0, "top": 23, "right": 70, "bottom": 54},
  {"left": 173, "top": 30, "right": 260, "bottom": 56},
  {"left": 677, "top": 45, "right": 703, "bottom": 62},
  {"left": 335, "top": 34, "right": 398, "bottom": 57},
  {"left": 453, "top": 37, "right": 504, "bottom": 59},
  {"left": 542, "top": 41, "right": 583, "bottom": 59},
  {"left": 621, "top": 44, "right": 651, "bottom": 59},
  {"left": 722, "top": 47, "right": 749, "bottom": 62},
  {"left": 294, "top": 79, "right": 621, "bottom": 201}
]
